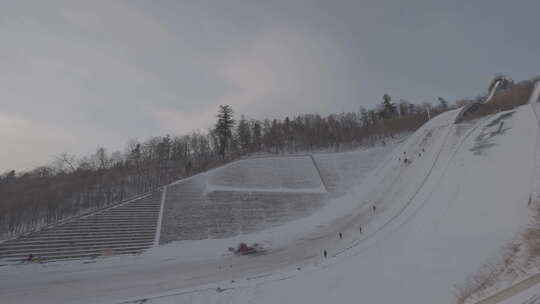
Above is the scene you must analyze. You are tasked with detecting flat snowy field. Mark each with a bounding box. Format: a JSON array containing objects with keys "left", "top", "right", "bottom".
[{"left": 0, "top": 105, "right": 537, "bottom": 304}]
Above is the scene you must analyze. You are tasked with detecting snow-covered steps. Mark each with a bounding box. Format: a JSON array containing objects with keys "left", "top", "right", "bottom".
[
  {"left": 0, "top": 191, "right": 163, "bottom": 264},
  {"left": 207, "top": 155, "right": 327, "bottom": 193},
  {"left": 158, "top": 176, "right": 326, "bottom": 244},
  {"left": 156, "top": 148, "right": 401, "bottom": 245}
]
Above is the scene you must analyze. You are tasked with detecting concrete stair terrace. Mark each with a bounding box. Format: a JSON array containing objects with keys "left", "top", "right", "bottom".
[{"left": 0, "top": 190, "right": 163, "bottom": 264}]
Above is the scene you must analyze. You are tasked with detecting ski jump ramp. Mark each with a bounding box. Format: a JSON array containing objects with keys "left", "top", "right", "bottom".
[
  {"left": 146, "top": 103, "right": 535, "bottom": 304},
  {"left": 454, "top": 75, "right": 512, "bottom": 123},
  {"left": 122, "top": 105, "right": 535, "bottom": 304}
]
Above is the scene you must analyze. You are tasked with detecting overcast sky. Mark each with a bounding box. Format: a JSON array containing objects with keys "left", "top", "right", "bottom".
[{"left": 1, "top": 0, "right": 539, "bottom": 172}]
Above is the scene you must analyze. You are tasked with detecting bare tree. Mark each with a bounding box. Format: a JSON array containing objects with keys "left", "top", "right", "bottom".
[{"left": 55, "top": 153, "right": 78, "bottom": 173}]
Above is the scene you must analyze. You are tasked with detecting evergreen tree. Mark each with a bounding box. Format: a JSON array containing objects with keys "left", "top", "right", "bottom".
[
  {"left": 236, "top": 115, "right": 251, "bottom": 154},
  {"left": 380, "top": 94, "right": 397, "bottom": 119},
  {"left": 270, "top": 119, "right": 283, "bottom": 153},
  {"left": 359, "top": 106, "right": 370, "bottom": 127},
  {"left": 157, "top": 135, "right": 171, "bottom": 162},
  {"left": 214, "top": 105, "right": 235, "bottom": 159},
  {"left": 251, "top": 120, "right": 262, "bottom": 152},
  {"left": 283, "top": 117, "right": 293, "bottom": 151},
  {"left": 437, "top": 97, "right": 448, "bottom": 111}
]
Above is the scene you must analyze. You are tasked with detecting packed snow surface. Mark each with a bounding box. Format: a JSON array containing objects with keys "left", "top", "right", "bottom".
[
  {"left": 207, "top": 156, "right": 325, "bottom": 192},
  {"left": 0, "top": 105, "right": 537, "bottom": 304},
  {"left": 159, "top": 176, "right": 326, "bottom": 243},
  {"left": 313, "top": 144, "right": 401, "bottom": 194}
]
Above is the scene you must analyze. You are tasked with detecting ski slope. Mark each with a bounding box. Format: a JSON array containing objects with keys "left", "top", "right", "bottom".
[
  {"left": 0, "top": 104, "right": 537, "bottom": 304},
  {"left": 122, "top": 105, "right": 536, "bottom": 304},
  {"left": 313, "top": 144, "right": 401, "bottom": 194}
]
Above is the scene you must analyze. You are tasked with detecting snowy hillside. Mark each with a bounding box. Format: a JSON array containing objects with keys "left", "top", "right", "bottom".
[
  {"left": 1, "top": 104, "right": 538, "bottom": 304},
  {"left": 121, "top": 105, "right": 536, "bottom": 304},
  {"left": 313, "top": 143, "right": 400, "bottom": 194},
  {"left": 158, "top": 145, "right": 398, "bottom": 244}
]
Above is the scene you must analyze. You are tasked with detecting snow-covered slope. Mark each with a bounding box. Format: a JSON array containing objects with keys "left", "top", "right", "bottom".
[
  {"left": 206, "top": 156, "right": 326, "bottom": 193},
  {"left": 0, "top": 104, "right": 537, "bottom": 304},
  {"left": 313, "top": 143, "right": 400, "bottom": 194},
  {"left": 126, "top": 106, "right": 536, "bottom": 304}
]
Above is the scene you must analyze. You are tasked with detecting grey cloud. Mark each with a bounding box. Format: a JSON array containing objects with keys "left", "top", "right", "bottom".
[{"left": 1, "top": 0, "right": 539, "bottom": 171}]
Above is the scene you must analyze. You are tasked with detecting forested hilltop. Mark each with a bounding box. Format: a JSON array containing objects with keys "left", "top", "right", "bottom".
[{"left": 0, "top": 77, "right": 534, "bottom": 239}]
